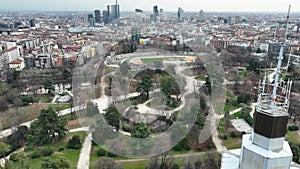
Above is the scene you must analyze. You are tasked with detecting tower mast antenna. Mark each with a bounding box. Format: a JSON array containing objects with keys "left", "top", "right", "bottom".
[
  {"left": 271, "top": 46, "right": 283, "bottom": 108},
  {"left": 286, "top": 5, "right": 292, "bottom": 76},
  {"left": 285, "top": 5, "right": 291, "bottom": 42}
]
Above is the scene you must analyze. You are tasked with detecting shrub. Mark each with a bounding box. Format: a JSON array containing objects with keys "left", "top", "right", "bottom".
[
  {"left": 67, "top": 135, "right": 81, "bottom": 149},
  {"left": 41, "top": 148, "right": 53, "bottom": 157},
  {"left": 237, "top": 93, "right": 251, "bottom": 104},
  {"left": 288, "top": 125, "right": 299, "bottom": 131},
  {"left": 41, "top": 157, "right": 57, "bottom": 169},
  {"left": 58, "top": 147, "right": 64, "bottom": 151},
  {"left": 9, "top": 153, "right": 19, "bottom": 162},
  {"left": 92, "top": 141, "right": 97, "bottom": 146},
  {"left": 30, "top": 151, "right": 40, "bottom": 159},
  {"left": 107, "top": 152, "right": 117, "bottom": 158},
  {"left": 171, "top": 164, "right": 179, "bottom": 169},
  {"left": 96, "top": 148, "right": 106, "bottom": 157},
  {"left": 184, "top": 144, "right": 191, "bottom": 151},
  {"left": 196, "top": 147, "right": 202, "bottom": 152},
  {"left": 172, "top": 144, "right": 183, "bottom": 151},
  {"left": 10, "top": 143, "right": 21, "bottom": 152},
  {"left": 230, "top": 132, "right": 237, "bottom": 138},
  {"left": 122, "top": 124, "right": 130, "bottom": 132},
  {"left": 245, "top": 115, "right": 253, "bottom": 126},
  {"left": 207, "top": 144, "right": 213, "bottom": 149},
  {"left": 223, "top": 134, "right": 228, "bottom": 140},
  {"left": 231, "top": 99, "right": 238, "bottom": 107}
]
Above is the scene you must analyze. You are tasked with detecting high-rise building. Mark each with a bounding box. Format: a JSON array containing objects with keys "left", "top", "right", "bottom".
[
  {"left": 103, "top": 10, "right": 109, "bottom": 24},
  {"left": 131, "top": 27, "right": 141, "bottom": 43},
  {"left": 29, "top": 19, "right": 35, "bottom": 27},
  {"left": 177, "top": 7, "right": 184, "bottom": 21},
  {"left": 150, "top": 14, "right": 154, "bottom": 23},
  {"left": 135, "top": 9, "right": 144, "bottom": 23},
  {"left": 153, "top": 5, "right": 159, "bottom": 22},
  {"left": 228, "top": 16, "right": 233, "bottom": 25},
  {"left": 94, "top": 10, "right": 101, "bottom": 23},
  {"left": 87, "top": 14, "right": 95, "bottom": 27},
  {"left": 160, "top": 9, "right": 164, "bottom": 22},
  {"left": 135, "top": 9, "right": 143, "bottom": 13},
  {"left": 199, "top": 9, "right": 204, "bottom": 21},
  {"left": 107, "top": 0, "right": 120, "bottom": 22}
]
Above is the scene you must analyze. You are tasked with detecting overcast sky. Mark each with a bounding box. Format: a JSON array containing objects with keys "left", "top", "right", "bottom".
[{"left": 1, "top": 0, "right": 300, "bottom": 12}]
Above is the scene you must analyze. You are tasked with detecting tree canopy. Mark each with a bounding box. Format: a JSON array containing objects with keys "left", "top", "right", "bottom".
[
  {"left": 132, "top": 122, "right": 151, "bottom": 138},
  {"left": 86, "top": 101, "right": 99, "bottom": 116},
  {"left": 137, "top": 75, "right": 153, "bottom": 98},
  {"left": 26, "top": 108, "right": 67, "bottom": 148},
  {"left": 103, "top": 105, "right": 122, "bottom": 131}
]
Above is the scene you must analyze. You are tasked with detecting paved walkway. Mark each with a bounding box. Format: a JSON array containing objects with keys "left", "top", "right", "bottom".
[
  {"left": 77, "top": 132, "right": 92, "bottom": 169},
  {"left": 116, "top": 151, "right": 209, "bottom": 163}
]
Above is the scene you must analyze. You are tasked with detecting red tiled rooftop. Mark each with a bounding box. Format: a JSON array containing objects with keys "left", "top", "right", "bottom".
[
  {"left": 6, "top": 47, "right": 17, "bottom": 53},
  {"left": 10, "top": 58, "right": 22, "bottom": 64}
]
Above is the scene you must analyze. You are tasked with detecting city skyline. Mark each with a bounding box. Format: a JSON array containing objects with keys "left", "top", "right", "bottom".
[{"left": 1, "top": 0, "right": 300, "bottom": 12}]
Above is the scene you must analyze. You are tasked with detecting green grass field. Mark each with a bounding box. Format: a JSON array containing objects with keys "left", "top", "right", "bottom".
[
  {"left": 218, "top": 118, "right": 242, "bottom": 150},
  {"left": 231, "top": 112, "right": 243, "bottom": 119},
  {"left": 140, "top": 58, "right": 165, "bottom": 63},
  {"left": 223, "top": 136, "right": 242, "bottom": 150},
  {"left": 194, "top": 75, "right": 207, "bottom": 82},
  {"left": 121, "top": 160, "right": 148, "bottom": 169},
  {"left": 10, "top": 131, "right": 86, "bottom": 169},
  {"left": 47, "top": 103, "right": 71, "bottom": 111},
  {"left": 286, "top": 130, "right": 300, "bottom": 144},
  {"left": 140, "top": 57, "right": 185, "bottom": 64}
]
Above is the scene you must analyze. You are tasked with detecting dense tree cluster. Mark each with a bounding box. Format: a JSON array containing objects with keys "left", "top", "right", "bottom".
[
  {"left": 86, "top": 101, "right": 100, "bottom": 116},
  {"left": 103, "top": 105, "right": 122, "bottom": 131},
  {"left": 131, "top": 122, "right": 151, "bottom": 138},
  {"left": 26, "top": 108, "right": 67, "bottom": 149},
  {"left": 137, "top": 75, "right": 153, "bottom": 99},
  {"left": 290, "top": 143, "right": 300, "bottom": 164}
]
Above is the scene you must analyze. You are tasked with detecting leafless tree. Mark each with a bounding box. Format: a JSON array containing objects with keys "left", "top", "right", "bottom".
[
  {"left": 146, "top": 151, "right": 175, "bottom": 169},
  {"left": 94, "top": 157, "right": 125, "bottom": 169}
]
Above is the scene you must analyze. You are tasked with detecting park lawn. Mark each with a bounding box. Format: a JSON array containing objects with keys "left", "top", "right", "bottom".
[
  {"left": 47, "top": 103, "right": 71, "bottom": 111},
  {"left": 121, "top": 161, "right": 148, "bottom": 169},
  {"left": 39, "top": 95, "right": 53, "bottom": 103},
  {"left": 194, "top": 75, "right": 207, "bottom": 82},
  {"left": 3, "top": 103, "right": 75, "bottom": 131},
  {"left": 119, "top": 152, "right": 221, "bottom": 169},
  {"left": 2, "top": 103, "right": 50, "bottom": 129},
  {"left": 223, "top": 136, "right": 242, "bottom": 150},
  {"left": 218, "top": 118, "right": 242, "bottom": 149},
  {"left": 10, "top": 131, "right": 86, "bottom": 169},
  {"left": 223, "top": 103, "right": 237, "bottom": 113},
  {"left": 226, "top": 90, "right": 236, "bottom": 99},
  {"left": 90, "top": 144, "right": 130, "bottom": 168},
  {"left": 23, "top": 149, "right": 80, "bottom": 169},
  {"left": 90, "top": 144, "right": 102, "bottom": 167},
  {"left": 141, "top": 58, "right": 164, "bottom": 63},
  {"left": 286, "top": 131, "right": 300, "bottom": 144},
  {"left": 231, "top": 112, "right": 243, "bottom": 119},
  {"left": 170, "top": 149, "right": 191, "bottom": 155},
  {"left": 239, "top": 70, "right": 247, "bottom": 78}
]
